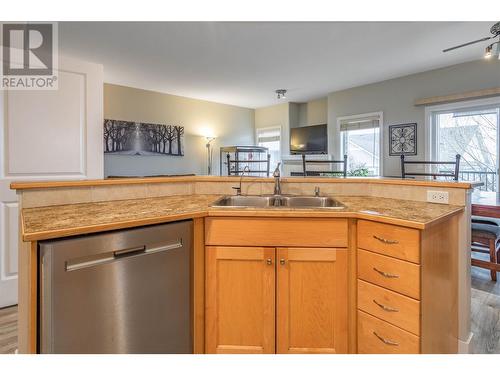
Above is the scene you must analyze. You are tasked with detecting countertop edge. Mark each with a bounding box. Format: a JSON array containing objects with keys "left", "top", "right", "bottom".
[
  {"left": 11, "top": 176, "right": 482, "bottom": 190},
  {"left": 22, "top": 206, "right": 465, "bottom": 242}
]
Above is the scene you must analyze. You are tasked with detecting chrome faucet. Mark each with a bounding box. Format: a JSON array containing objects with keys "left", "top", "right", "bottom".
[
  {"left": 273, "top": 162, "right": 282, "bottom": 196},
  {"left": 232, "top": 165, "right": 250, "bottom": 195}
]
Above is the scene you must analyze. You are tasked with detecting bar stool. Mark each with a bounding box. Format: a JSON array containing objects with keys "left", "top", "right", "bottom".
[{"left": 471, "top": 221, "right": 500, "bottom": 281}]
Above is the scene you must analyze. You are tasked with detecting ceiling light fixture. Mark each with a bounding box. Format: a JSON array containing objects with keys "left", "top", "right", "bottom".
[
  {"left": 484, "top": 41, "right": 500, "bottom": 59},
  {"left": 275, "top": 89, "right": 287, "bottom": 100},
  {"left": 485, "top": 44, "right": 493, "bottom": 59}
]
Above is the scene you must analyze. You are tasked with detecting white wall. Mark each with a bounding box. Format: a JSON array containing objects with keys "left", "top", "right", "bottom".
[
  {"left": 307, "top": 98, "right": 328, "bottom": 126},
  {"left": 255, "top": 102, "right": 290, "bottom": 155},
  {"left": 289, "top": 98, "right": 328, "bottom": 128},
  {"left": 328, "top": 59, "right": 500, "bottom": 176},
  {"left": 104, "top": 84, "right": 255, "bottom": 176}
]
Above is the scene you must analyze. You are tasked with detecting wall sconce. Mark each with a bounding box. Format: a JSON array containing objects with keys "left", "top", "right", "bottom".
[{"left": 206, "top": 137, "right": 216, "bottom": 175}]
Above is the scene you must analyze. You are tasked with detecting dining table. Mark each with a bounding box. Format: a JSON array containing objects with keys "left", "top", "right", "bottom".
[{"left": 471, "top": 191, "right": 500, "bottom": 218}]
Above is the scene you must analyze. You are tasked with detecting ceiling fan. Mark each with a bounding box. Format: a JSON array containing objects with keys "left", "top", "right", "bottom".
[{"left": 443, "top": 22, "right": 500, "bottom": 59}]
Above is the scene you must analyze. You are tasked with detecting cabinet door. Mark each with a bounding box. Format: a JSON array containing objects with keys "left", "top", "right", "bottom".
[
  {"left": 277, "top": 247, "right": 348, "bottom": 354},
  {"left": 205, "top": 246, "right": 275, "bottom": 353}
]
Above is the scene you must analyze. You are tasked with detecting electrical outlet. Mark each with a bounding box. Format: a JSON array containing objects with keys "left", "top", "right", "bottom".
[{"left": 427, "top": 190, "right": 449, "bottom": 204}]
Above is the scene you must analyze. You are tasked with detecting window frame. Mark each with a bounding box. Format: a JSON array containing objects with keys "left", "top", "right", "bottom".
[
  {"left": 337, "top": 111, "right": 384, "bottom": 176},
  {"left": 255, "top": 125, "right": 282, "bottom": 171},
  {"left": 425, "top": 97, "right": 500, "bottom": 177}
]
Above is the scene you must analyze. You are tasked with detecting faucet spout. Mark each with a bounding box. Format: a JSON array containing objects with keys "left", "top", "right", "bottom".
[
  {"left": 232, "top": 165, "right": 250, "bottom": 195},
  {"left": 273, "top": 163, "right": 282, "bottom": 195}
]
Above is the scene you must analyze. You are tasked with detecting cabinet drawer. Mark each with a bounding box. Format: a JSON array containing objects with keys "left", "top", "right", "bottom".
[
  {"left": 205, "top": 217, "right": 347, "bottom": 247},
  {"left": 358, "top": 280, "right": 420, "bottom": 335},
  {"left": 357, "top": 310, "right": 420, "bottom": 354},
  {"left": 358, "top": 220, "right": 420, "bottom": 263},
  {"left": 358, "top": 249, "right": 420, "bottom": 299}
]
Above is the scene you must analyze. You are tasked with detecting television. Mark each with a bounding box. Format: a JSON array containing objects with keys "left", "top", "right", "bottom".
[{"left": 290, "top": 124, "right": 328, "bottom": 154}]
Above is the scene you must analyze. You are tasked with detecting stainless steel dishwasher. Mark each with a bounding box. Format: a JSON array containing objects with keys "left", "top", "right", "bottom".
[{"left": 38, "top": 220, "right": 192, "bottom": 354}]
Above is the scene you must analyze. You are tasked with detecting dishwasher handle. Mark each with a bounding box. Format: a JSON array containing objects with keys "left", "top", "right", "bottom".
[
  {"left": 113, "top": 245, "right": 146, "bottom": 258},
  {"left": 65, "top": 240, "right": 183, "bottom": 272}
]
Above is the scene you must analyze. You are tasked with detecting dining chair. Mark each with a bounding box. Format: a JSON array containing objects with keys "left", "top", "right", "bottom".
[
  {"left": 400, "top": 154, "right": 461, "bottom": 180},
  {"left": 298, "top": 154, "right": 348, "bottom": 177},
  {"left": 471, "top": 218, "right": 500, "bottom": 281}
]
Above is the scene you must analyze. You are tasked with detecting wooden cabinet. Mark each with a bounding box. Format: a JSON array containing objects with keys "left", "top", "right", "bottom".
[
  {"left": 205, "top": 245, "right": 348, "bottom": 354},
  {"left": 277, "top": 247, "right": 347, "bottom": 354},
  {"left": 205, "top": 217, "right": 348, "bottom": 247},
  {"left": 358, "top": 311, "right": 420, "bottom": 354},
  {"left": 204, "top": 216, "right": 458, "bottom": 354},
  {"left": 205, "top": 246, "right": 275, "bottom": 354},
  {"left": 357, "top": 220, "right": 420, "bottom": 263},
  {"left": 358, "top": 249, "right": 420, "bottom": 299},
  {"left": 357, "top": 280, "right": 420, "bottom": 335},
  {"left": 357, "top": 220, "right": 422, "bottom": 353},
  {"left": 356, "top": 218, "right": 458, "bottom": 354}
]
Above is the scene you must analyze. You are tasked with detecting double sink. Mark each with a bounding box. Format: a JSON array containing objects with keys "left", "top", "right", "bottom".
[{"left": 211, "top": 195, "right": 345, "bottom": 209}]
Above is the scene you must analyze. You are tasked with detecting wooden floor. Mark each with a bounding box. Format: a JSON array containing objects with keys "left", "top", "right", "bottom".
[
  {"left": 471, "top": 263, "right": 500, "bottom": 354},
  {"left": 0, "top": 305, "right": 17, "bottom": 354},
  {"left": 0, "top": 267, "right": 498, "bottom": 354}
]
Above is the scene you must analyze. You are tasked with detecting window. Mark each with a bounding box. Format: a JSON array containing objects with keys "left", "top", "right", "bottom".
[
  {"left": 256, "top": 127, "right": 281, "bottom": 171},
  {"left": 430, "top": 103, "right": 500, "bottom": 191},
  {"left": 339, "top": 114, "right": 381, "bottom": 176}
]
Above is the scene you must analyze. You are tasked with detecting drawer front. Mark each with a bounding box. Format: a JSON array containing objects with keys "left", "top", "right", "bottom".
[
  {"left": 358, "top": 280, "right": 420, "bottom": 335},
  {"left": 358, "top": 249, "right": 420, "bottom": 299},
  {"left": 205, "top": 217, "right": 348, "bottom": 247},
  {"left": 358, "top": 220, "right": 420, "bottom": 263},
  {"left": 358, "top": 311, "right": 420, "bottom": 354}
]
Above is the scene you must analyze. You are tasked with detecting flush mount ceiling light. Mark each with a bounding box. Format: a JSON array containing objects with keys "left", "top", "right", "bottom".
[{"left": 275, "top": 89, "right": 287, "bottom": 100}]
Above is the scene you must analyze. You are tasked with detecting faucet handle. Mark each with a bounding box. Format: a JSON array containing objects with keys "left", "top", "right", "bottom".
[{"left": 232, "top": 186, "right": 242, "bottom": 195}]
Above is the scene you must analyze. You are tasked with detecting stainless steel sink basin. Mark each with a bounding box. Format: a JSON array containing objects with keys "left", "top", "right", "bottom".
[
  {"left": 211, "top": 195, "right": 278, "bottom": 208},
  {"left": 279, "top": 196, "right": 344, "bottom": 208},
  {"left": 210, "top": 195, "right": 345, "bottom": 209}
]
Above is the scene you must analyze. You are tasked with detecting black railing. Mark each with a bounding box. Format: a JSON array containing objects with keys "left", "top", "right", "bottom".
[
  {"left": 458, "top": 170, "right": 497, "bottom": 191},
  {"left": 439, "top": 170, "right": 498, "bottom": 191}
]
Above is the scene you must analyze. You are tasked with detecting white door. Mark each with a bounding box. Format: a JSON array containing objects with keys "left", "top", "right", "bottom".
[{"left": 0, "top": 55, "right": 103, "bottom": 307}]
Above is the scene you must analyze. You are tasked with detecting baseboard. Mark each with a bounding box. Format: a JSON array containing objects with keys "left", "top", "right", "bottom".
[{"left": 458, "top": 332, "right": 473, "bottom": 353}]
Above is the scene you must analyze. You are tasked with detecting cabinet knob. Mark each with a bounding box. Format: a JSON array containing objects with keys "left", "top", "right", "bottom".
[
  {"left": 266, "top": 258, "right": 273, "bottom": 265},
  {"left": 280, "top": 259, "right": 286, "bottom": 265}
]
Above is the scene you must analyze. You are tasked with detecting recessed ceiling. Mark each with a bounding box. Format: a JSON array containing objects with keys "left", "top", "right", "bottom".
[{"left": 59, "top": 21, "right": 493, "bottom": 108}]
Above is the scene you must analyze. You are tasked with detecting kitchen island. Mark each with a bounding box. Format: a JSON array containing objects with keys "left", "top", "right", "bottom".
[{"left": 12, "top": 176, "right": 478, "bottom": 354}]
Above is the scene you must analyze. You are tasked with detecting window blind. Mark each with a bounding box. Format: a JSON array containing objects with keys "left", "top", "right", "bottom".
[
  {"left": 257, "top": 128, "right": 281, "bottom": 143},
  {"left": 339, "top": 117, "right": 379, "bottom": 132}
]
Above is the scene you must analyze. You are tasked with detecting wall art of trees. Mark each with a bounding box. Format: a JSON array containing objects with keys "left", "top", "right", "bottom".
[{"left": 103, "top": 119, "right": 184, "bottom": 156}]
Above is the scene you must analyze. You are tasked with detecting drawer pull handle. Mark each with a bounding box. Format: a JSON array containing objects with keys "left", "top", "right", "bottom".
[
  {"left": 266, "top": 258, "right": 273, "bottom": 265},
  {"left": 373, "top": 299, "right": 399, "bottom": 312},
  {"left": 373, "top": 331, "right": 399, "bottom": 346},
  {"left": 373, "top": 267, "right": 400, "bottom": 278},
  {"left": 373, "top": 235, "right": 399, "bottom": 245},
  {"left": 280, "top": 259, "right": 286, "bottom": 265}
]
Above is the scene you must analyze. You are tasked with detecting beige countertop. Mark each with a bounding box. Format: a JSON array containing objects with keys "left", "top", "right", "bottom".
[{"left": 20, "top": 194, "right": 464, "bottom": 241}]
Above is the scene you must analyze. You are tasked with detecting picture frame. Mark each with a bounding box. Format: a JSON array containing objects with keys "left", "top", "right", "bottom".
[
  {"left": 389, "top": 123, "right": 417, "bottom": 156},
  {"left": 103, "top": 119, "right": 184, "bottom": 156}
]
